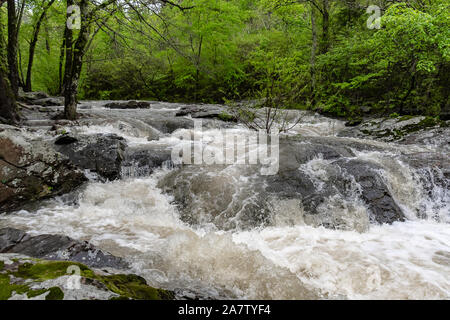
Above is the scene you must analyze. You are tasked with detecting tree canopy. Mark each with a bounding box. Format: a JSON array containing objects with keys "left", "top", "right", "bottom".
[{"left": 0, "top": 0, "right": 449, "bottom": 120}]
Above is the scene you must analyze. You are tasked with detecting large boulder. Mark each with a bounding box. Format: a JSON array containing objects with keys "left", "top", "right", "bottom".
[
  {"left": 338, "top": 116, "right": 447, "bottom": 142},
  {"left": 54, "top": 133, "right": 127, "bottom": 181},
  {"left": 159, "top": 136, "right": 406, "bottom": 231},
  {"left": 0, "top": 125, "right": 87, "bottom": 213},
  {"left": 0, "top": 228, "right": 128, "bottom": 269},
  {"left": 335, "top": 159, "right": 405, "bottom": 224}
]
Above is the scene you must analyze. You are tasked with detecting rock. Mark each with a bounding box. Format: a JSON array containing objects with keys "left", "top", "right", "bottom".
[
  {"left": 0, "top": 125, "right": 87, "bottom": 213},
  {"left": 0, "top": 252, "right": 175, "bottom": 300},
  {"left": 121, "top": 146, "right": 173, "bottom": 177},
  {"left": 54, "top": 135, "right": 78, "bottom": 145},
  {"left": 0, "top": 228, "right": 27, "bottom": 252},
  {"left": 54, "top": 133, "right": 127, "bottom": 181},
  {"left": 176, "top": 104, "right": 228, "bottom": 119},
  {"left": 336, "top": 159, "right": 405, "bottom": 224},
  {"left": 338, "top": 116, "right": 445, "bottom": 142},
  {"left": 142, "top": 116, "right": 194, "bottom": 134},
  {"left": 104, "top": 101, "right": 151, "bottom": 109},
  {"left": 0, "top": 228, "right": 128, "bottom": 269},
  {"left": 159, "top": 135, "right": 406, "bottom": 230},
  {"left": 33, "top": 97, "right": 64, "bottom": 107},
  {"left": 18, "top": 90, "right": 49, "bottom": 103},
  {"left": 345, "top": 118, "right": 363, "bottom": 127}
]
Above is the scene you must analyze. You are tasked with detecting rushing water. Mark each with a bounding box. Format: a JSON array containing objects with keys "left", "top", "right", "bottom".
[{"left": 1, "top": 103, "right": 449, "bottom": 300}]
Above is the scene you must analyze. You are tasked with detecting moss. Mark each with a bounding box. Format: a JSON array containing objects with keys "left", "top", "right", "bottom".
[
  {"left": 389, "top": 112, "right": 400, "bottom": 119},
  {"left": 0, "top": 261, "right": 4, "bottom": 271},
  {"left": 401, "top": 116, "right": 440, "bottom": 134},
  {"left": 13, "top": 261, "right": 94, "bottom": 281},
  {"left": 218, "top": 112, "right": 236, "bottom": 122},
  {"left": 109, "top": 296, "right": 131, "bottom": 300},
  {"left": 45, "top": 287, "right": 64, "bottom": 300},
  {"left": 3, "top": 258, "right": 173, "bottom": 300},
  {"left": 0, "top": 273, "right": 29, "bottom": 300},
  {"left": 417, "top": 116, "right": 439, "bottom": 128},
  {"left": 397, "top": 115, "right": 415, "bottom": 122},
  {"left": 99, "top": 274, "right": 174, "bottom": 300},
  {"left": 24, "top": 287, "right": 63, "bottom": 300},
  {"left": 26, "top": 288, "right": 49, "bottom": 299}
]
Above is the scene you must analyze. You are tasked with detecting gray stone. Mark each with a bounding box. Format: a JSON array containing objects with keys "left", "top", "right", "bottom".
[
  {"left": 0, "top": 228, "right": 129, "bottom": 269},
  {"left": 0, "top": 125, "right": 87, "bottom": 213},
  {"left": 104, "top": 101, "right": 151, "bottom": 109},
  {"left": 33, "top": 97, "right": 64, "bottom": 107},
  {"left": 54, "top": 133, "right": 127, "bottom": 181}
]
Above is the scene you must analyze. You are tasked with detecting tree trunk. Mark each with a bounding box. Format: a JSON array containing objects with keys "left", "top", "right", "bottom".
[
  {"left": 319, "top": 0, "right": 330, "bottom": 55},
  {"left": 310, "top": 5, "right": 318, "bottom": 106},
  {"left": 25, "top": 0, "right": 55, "bottom": 92},
  {"left": 59, "top": 25, "right": 68, "bottom": 94},
  {"left": 64, "top": 0, "right": 89, "bottom": 120},
  {"left": 0, "top": 68, "right": 18, "bottom": 124},
  {"left": 7, "top": 0, "right": 19, "bottom": 96},
  {"left": 0, "top": 5, "right": 19, "bottom": 124}
]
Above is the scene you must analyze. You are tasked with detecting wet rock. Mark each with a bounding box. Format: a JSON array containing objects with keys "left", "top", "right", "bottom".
[
  {"left": 345, "top": 118, "right": 363, "bottom": 127},
  {"left": 0, "top": 125, "right": 87, "bottom": 213},
  {"left": 159, "top": 136, "right": 406, "bottom": 230},
  {"left": 54, "top": 133, "right": 127, "bottom": 181},
  {"left": 336, "top": 159, "right": 405, "bottom": 224},
  {"left": 0, "top": 228, "right": 28, "bottom": 252},
  {"left": 338, "top": 116, "right": 445, "bottom": 142},
  {"left": 0, "top": 228, "right": 128, "bottom": 269},
  {"left": 122, "top": 146, "right": 173, "bottom": 177},
  {"left": 18, "top": 90, "right": 49, "bottom": 103},
  {"left": 141, "top": 116, "right": 194, "bottom": 134},
  {"left": 104, "top": 101, "right": 151, "bottom": 109},
  {"left": 0, "top": 252, "right": 175, "bottom": 300},
  {"left": 54, "top": 135, "right": 78, "bottom": 145},
  {"left": 33, "top": 97, "right": 64, "bottom": 107},
  {"left": 176, "top": 104, "right": 228, "bottom": 119}
]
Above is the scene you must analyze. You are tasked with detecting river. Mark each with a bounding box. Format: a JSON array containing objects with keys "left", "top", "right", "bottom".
[{"left": 1, "top": 101, "right": 448, "bottom": 299}]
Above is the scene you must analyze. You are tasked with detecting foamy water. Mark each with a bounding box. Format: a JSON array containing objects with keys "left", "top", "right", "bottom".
[{"left": 1, "top": 107, "right": 448, "bottom": 300}]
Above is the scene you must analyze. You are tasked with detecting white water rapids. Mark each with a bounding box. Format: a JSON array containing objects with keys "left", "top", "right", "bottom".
[{"left": 0, "top": 104, "right": 448, "bottom": 300}]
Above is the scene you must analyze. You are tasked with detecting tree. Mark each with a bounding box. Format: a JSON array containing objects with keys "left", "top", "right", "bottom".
[
  {"left": 24, "top": 0, "right": 56, "bottom": 92},
  {"left": 7, "top": 0, "right": 25, "bottom": 96},
  {"left": 0, "top": 0, "right": 19, "bottom": 124},
  {"left": 63, "top": 0, "right": 117, "bottom": 120}
]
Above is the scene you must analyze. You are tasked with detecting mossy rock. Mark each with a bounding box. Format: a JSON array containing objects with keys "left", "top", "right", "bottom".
[
  {"left": 396, "top": 115, "right": 415, "bottom": 122},
  {"left": 401, "top": 116, "right": 441, "bottom": 134},
  {"left": 13, "top": 261, "right": 95, "bottom": 281},
  {"left": 0, "top": 273, "right": 29, "bottom": 300},
  {"left": 217, "top": 112, "right": 236, "bottom": 122},
  {"left": 45, "top": 287, "right": 64, "bottom": 300},
  {"left": 26, "top": 287, "right": 64, "bottom": 300},
  {"left": 100, "top": 274, "right": 174, "bottom": 300},
  {"left": 1, "top": 257, "right": 174, "bottom": 300}
]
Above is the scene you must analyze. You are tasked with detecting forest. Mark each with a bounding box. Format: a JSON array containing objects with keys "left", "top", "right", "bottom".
[{"left": 0, "top": 0, "right": 449, "bottom": 122}]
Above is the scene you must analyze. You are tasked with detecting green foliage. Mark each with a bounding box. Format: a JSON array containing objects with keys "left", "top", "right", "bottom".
[{"left": 14, "top": 0, "right": 449, "bottom": 119}]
